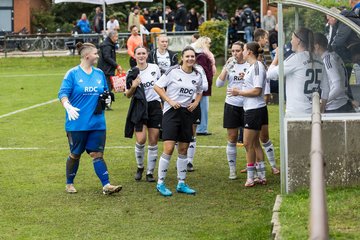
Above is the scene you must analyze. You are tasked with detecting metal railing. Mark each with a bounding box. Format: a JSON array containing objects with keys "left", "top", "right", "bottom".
[{"left": 310, "top": 92, "right": 329, "bottom": 240}]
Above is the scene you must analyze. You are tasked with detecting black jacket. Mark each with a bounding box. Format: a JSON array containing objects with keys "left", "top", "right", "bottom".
[
  {"left": 124, "top": 67, "right": 148, "bottom": 138},
  {"left": 331, "top": 9, "right": 360, "bottom": 62},
  {"left": 175, "top": 5, "right": 187, "bottom": 26},
  {"left": 147, "top": 49, "right": 178, "bottom": 74},
  {"left": 97, "top": 37, "right": 118, "bottom": 76}
]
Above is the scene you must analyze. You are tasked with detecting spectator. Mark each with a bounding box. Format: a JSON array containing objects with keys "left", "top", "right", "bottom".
[
  {"left": 174, "top": 1, "right": 187, "bottom": 31},
  {"left": 240, "top": 5, "right": 256, "bottom": 42},
  {"left": 254, "top": 10, "right": 261, "bottom": 29},
  {"left": 165, "top": 6, "right": 175, "bottom": 24},
  {"left": 97, "top": 30, "right": 123, "bottom": 110},
  {"left": 143, "top": 8, "right": 151, "bottom": 23},
  {"left": 128, "top": 6, "right": 141, "bottom": 31},
  {"left": 326, "top": 8, "right": 340, "bottom": 47},
  {"left": 127, "top": 25, "right": 143, "bottom": 68},
  {"left": 147, "top": 35, "right": 178, "bottom": 75},
  {"left": 192, "top": 37, "right": 216, "bottom": 136},
  {"left": 93, "top": 7, "right": 103, "bottom": 34},
  {"left": 191, "top": 33, "right": 200, "bottom": 43},
  {"left": 150, "top": 7, "right": 160, "bottom": 23},
  {"left": 187, "top": 8, "right": 199, "bottom": 31},
  {"left": 107, "top": 15, "right": 120, "bottom": 32},
  {"left": 268, "top": 24, "right": 278, "bottom": 59},
  {"left": 77, "top": 13, "right": 91, "bottom": 34},
  {"left": 262, "top": 9, "right": 276, "bottom": 31}
]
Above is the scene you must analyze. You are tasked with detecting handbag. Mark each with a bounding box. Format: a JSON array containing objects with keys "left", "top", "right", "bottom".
[{"left": 110, "top": 71, "right": 126, "bottom": 93}]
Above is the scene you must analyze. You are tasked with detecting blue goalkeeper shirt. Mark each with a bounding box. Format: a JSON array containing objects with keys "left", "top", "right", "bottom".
[{"left": 58, "top": 65, "right": 108, "bottom": 131}]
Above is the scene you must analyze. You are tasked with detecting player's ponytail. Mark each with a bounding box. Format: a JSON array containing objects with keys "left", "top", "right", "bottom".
[{"left": 246, "top": 42, "right": 263, "bottom": 58}]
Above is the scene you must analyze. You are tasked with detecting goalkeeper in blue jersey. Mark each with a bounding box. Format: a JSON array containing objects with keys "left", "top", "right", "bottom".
[{"left": 58, "top": 42, "right": 122, "bottom": 195}]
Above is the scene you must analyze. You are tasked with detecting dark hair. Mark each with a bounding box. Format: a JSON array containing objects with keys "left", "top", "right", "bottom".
[
  {"left": 192, "top": 33, "right": 200, "bottom": 40},
  {"left": 134, "top": 45, "right": 148, "bottom": 54},
  {"left": 179, "top": 46, "right": 196, "bottom": 68},
  {"left": 129, "top": 25, "right": 137, "bottom": 31},
  {"left": 245, "top": 42, "right": 263, "bottom": 58},
  {"left": 294, "top": 27, "right": 314, "bottom": 62},
  {"left": 254, "top": 28, "right": 268, "bottom": 42},
  {"left": 232, "top": 41, "right": 245, "bottom": 50},
  {"left": 313, "top": 32, "right": 328, "bottom": 50},
  {"left": 76, "top": 42, "right": 96, "bottom": 56}
]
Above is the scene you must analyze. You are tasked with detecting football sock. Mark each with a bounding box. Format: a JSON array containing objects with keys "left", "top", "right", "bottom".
[
  {"left": 66, "top": 156, "right": 79, "bottom": 184},
  {"left": 93, "top": 158, "right": 110, "bottom": 186},
  {"left": 263, "top": 140, "right": 276, "bottom": 168},
  {"left": 256, "top": 161, "right": 266, "bottom": 180},
  {"left": 226, "top": 142, "right": 237, "bottom": 172},
  {"left": 147, "top": 145, "right": 158, "bottom": 175},
  {"left": 135, "top": 142, "right": 145, "bottom": 168},
  {"left": 247, "top": 163, "right": 255, "bottom": 180},
  {"left": 157, "top": 153, "right": 171, "bottom": 184},
  {"left": 187, "top": 138, "right": 197, "bottom": 164},
  {"left": 177, "top": 154, "right": 187, "bottom": 183}
]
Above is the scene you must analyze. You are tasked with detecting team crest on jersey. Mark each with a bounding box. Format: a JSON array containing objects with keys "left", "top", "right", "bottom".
[
  {"left": 97, "top": 79, "right": 101, "bottom": 84},
  {"left": 79, "top": 79, "right": 84, "bottom": 83},
  {"left": 192, "top": 80, "right": 196, "bottom": 85},
  {"left": 151, "top": 71, "right": 156, "bottom": 76},
  {"left": 177, "top": 78, "right": 182, "bottom": 82}
]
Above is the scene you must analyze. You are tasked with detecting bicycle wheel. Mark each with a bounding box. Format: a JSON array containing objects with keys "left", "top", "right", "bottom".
[
  {"left": 19, "top": 39, "right": 32, "bottom": 51},
  {"left": 54, "top": 39, "right": 65, "bottom": 50}
]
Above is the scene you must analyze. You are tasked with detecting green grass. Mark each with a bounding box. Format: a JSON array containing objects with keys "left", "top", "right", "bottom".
[
  {"left": 0, "top": 55, "right": 280, "bottom": 239},
  {"left": 280, "top": 187, "right": 360, "bottom": 239}
]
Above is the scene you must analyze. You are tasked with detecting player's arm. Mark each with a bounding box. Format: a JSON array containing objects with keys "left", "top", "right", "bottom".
[
  {"left": 216, "top": 67, "right": 228, "bottom": 87},
  {"left": 125, "top": 76, "right": 141, "bottom": 98}
]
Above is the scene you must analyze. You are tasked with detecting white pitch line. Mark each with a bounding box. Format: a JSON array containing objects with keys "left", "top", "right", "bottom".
[
  {"left": 0, "top": 99, "right": 58, "bottom": 119},
  {"left": 0, "top": 147, "right": 43, "bottom": 150},
  {"left": 0, "top": 73, "right": 64, "bottom": 78}
]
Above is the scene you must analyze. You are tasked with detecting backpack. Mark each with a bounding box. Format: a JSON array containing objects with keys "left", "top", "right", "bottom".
[{"left": 244, "top": 10, "right": 254, "bottom": 25}]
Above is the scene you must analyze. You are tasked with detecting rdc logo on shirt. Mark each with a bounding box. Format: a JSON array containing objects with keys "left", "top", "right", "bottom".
[
  {"left": 179, "top": 88, "right": 194, "bottom": 95},
  {"left": 143, "top": 81, "right": 154, "bottom": 88},
  {"left": 84, "top": 87, "right": 98, "bottom": 92}
]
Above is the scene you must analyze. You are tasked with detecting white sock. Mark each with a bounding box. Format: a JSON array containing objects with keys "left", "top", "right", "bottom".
[
  {"left": 147, "top": 145, "right": 158, "bottom": 175},
  {"left": 135, "top": 142, "right": 145, "bottom": 168},
  {"left": 157, "top": 153, "right": 171, "bottom": 184},
  {"left": 226, "top": 142, "right": 237, "bottom": 172},
  {"left": 247, "top": 164, "right": 255, "bottom": 180},
  {"left": 177, "top": 154, "right": 187, "bottom": 183},
  {"left": 187, "top": 138, "right": 197, "bottom": 164},
  {"left": 263, "top": 140, "right": 276, "bottom": 168},
  {"left": 256, "top": 161, "right": 266, "bottom": 180}
]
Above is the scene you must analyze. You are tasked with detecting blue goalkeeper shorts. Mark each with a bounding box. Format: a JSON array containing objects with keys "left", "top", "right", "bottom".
[{"left": 66, "top": 130, "right": 106, "bottom": 155}]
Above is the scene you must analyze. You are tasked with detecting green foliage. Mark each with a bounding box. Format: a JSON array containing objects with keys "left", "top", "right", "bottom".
[
  {"left": 199, "top": 20, "right": 228, "bottom": 57},
  {"left": 31, "top": 10, "right": 57, "bottom": 33},
  {"left": 308, "top": 0, "right": 349, "bottom": 8}
]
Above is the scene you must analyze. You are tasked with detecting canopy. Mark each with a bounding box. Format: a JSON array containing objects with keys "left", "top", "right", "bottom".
[{"left": 54, "top": 0, "right": 153, "bottom": 31}]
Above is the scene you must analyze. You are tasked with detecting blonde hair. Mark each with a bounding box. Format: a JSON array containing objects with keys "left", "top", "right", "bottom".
[{"left": 192, "top": 36, "right": 211, "bottom": 50}]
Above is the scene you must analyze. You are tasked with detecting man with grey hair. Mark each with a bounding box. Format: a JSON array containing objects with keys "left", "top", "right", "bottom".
[{"left": 97, "top": 30, "right": 123, "bottom": 110}]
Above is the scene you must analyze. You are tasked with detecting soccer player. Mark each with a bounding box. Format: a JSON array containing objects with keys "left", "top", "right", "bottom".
[
  {"left": 254, "top": 28, "right": 280, "bottom": 175},
  {"left": 147, "top": 35, "right": 178, "bottom": 75},
  {"left": 58, "top": 42, "right": 122, "bottom": 195},
  {"left": 216, "top": 41, "right": 250, "bottom": 180},
  {"left": 125, "top": 46, "right": 162, "bottom": 182},
  {"left": 154, "top": 46, "right": 203, "bottom": 196},
  {"left": 313, "top": 32, "right": 355, "bottom": 113},
  {"left": 227, "top": 42, "right": 268, "bottom": 187},
  {"left": 267, "top": 27, "right": 324, "bottom": 115}
]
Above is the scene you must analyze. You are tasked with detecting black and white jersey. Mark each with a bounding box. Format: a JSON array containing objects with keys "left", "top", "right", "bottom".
[
  {"left": 243, "top": 61, "right": 266, "bottom": 111},
  {"left": 139, "top": 63, "right": 161, "bottom": 102},
  {"left": 194, "top": 64, "right": 208, "bottom": 92},
  {"left": 156, "top": 50, "right": 171, "bottom": 73},
  {"left": 321, "top": 51, "right": 349, "bottom": 110},
  {"left": 156, "top": 65, "right": 203, "bottom": 113},
  {"left": 267, "top": 51, "right": 324, "bottom": 115},
  {"left": 225, "top": 62, "right": 250, "bottom": 107}
]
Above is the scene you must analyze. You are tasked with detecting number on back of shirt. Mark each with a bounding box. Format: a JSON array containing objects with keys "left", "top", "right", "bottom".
[{"left": 304, "top": 68, "right": 321, "bottom": 94}]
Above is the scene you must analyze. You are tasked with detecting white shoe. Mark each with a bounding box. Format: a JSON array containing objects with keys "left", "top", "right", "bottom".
[
  {"left": 102, "top": 183, "right": 122, "bottom": 195},
  {"left": 65, "top": 184, "right": 77, "bottom": 193},
  {"left": 229, "top": 170, "right": 237, "bottom": 180}
]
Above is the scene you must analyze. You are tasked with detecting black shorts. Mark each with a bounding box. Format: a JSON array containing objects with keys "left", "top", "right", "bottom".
[
  {"left": 192, "top": 104, "right": 201, "bottom": 125},
  {"left": 135, "top": 100, "right": 162, "bottom": 132},
  {"left": 244, "top": 106, "right": 268, "bottom": 131},
  {"left": 223, "top": 103, "right": 244, "bottom": 129},
  {"left": 161, "top": 107, "right": 193, "bottom": 143}
]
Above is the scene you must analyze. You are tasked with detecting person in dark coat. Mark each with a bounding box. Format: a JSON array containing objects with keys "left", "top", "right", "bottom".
[
  {"left": 187, "top": 8, "right": 199, "bottom": 31},
  {"left": 97, "top": 30, "right": 123, "bottom": 109},
  {"left": 174, "top": 1, "right": 187, "bottom": 31}
]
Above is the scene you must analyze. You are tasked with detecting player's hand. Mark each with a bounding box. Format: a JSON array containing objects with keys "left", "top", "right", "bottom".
[
  {"left": 132, "top": 77, "right": 141, "bottom": 88},
  {"left": 187, "top": 102, "right": 198, "bottom": 112},
  {"left": 168, "top": 99, "right": 181, "bottom": 109},
  {"left": 116, "top": 65, "right": 123, "bottom": 72},
  {"left": 227, "top": 87, "right": 240, "bottom": 96},
  {"left": 63, "top": 101, "right": 80, "bottom": 121}
]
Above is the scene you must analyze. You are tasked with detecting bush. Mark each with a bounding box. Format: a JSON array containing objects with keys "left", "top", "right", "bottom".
[
  {"left": 199, "top": 20, "right": 228, "bottom": 58},
  {"left": 31, "top": 10, "right": 57, "bottom": 33}
]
